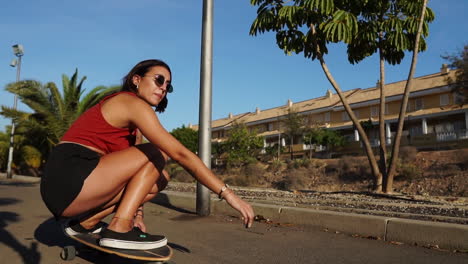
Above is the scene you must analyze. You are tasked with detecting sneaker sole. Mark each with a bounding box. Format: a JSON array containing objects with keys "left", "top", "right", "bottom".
[
  {"left": 99, "top": 237, "right": 168, "bottom": 250},
  {"left": 64, "top": 226, "right": 103, "bottom": 237}
]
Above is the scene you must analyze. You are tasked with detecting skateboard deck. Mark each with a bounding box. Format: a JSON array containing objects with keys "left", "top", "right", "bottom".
[{"left": 62, "top": 232, "right": 173, "bottom": 262}]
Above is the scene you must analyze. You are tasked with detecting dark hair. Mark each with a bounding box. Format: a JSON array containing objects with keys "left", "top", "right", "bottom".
[{"left": 121, "top": 59, "right": 172, "bottom": 113}]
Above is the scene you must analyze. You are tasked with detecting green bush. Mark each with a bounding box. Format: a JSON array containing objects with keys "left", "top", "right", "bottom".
[{"left": 268, "top": 159, "right": 284, "bottom": 172}]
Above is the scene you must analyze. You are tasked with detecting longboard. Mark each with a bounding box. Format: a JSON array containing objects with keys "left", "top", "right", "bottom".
[{"left": 62, "top": 232, "right": 173, "bottom": 263}]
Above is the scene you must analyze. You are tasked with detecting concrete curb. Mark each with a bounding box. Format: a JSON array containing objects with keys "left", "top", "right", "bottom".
[{"left": 156, "top": 191, "right": 468, "bottom": 251}]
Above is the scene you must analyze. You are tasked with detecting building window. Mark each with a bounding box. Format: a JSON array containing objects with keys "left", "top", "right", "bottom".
[
  {"left": 440, "top": 94, "right": 449, "bottom": 106},
  {"left": 371, "top": 106, "right": 378, "bottom": 117},
  {"left": 410, "top": 126, "right": 423, "bottom": 136},
  {"left": 324, "top": 112, "right": 330, "bottom": 122},
  {"left": 415, "top": 98, "right": 424, "bottom": 110},
  {"left": 342, "top": 111, "right": 350, "bottom": 121},
  {"left": 354, "top": 109, "right": 360, "bottom": 119},
  {"left": 385, "top": 104, "right": 389, "bottom": 115},
  {"left": 267, "top": 123, "right": 273, "bottom": 131},
  {"left": 406, "top": 100, "right": 413, "bottom": 112}
]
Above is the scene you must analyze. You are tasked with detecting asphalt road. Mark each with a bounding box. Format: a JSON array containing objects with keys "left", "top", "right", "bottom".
[{"left": 0, "top": 181, "right": 466, "bottom": 264}]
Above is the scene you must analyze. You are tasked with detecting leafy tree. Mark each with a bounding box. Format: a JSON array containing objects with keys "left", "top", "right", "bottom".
[
  {"left": 0, "top": 131, "right": 10, "bottom": 170},
  {"left": 170, "top": 125, "right": 199, "bottom": 153},
  {"left": 442, "top": 45, "right": 468, "bottom": 104},
  {"left": 2, "top": 69, "right": 119, "bottom": 146},
  {"left": 250, "top": 0, "right": 432, "bottom": 193},
  {"left": 304, "top": 127, "right": 345, "bottom": 155},
  {"left": 0, "top": 126, "right": 43, "bottom": 176},
  {"left": 1, "top": 69, "right": 119, "bottom": 172},
  {"left": 223, "top": 122, "right": 264, "bottom": 168},
  {"left": 263, "top": 143, "right": 286, "bottom": 161},
  {"left": 282, "top": 108, "right": 305, "bottom": 159}
]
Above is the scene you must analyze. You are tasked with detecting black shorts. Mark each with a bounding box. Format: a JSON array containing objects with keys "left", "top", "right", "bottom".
[{"left": 40, "top": 143, "right": 101, "bottom": 220}]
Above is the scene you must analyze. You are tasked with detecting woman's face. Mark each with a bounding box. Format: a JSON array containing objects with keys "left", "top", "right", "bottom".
[{"left": 133, "top": 66, "right": 171, "bottom": 106}]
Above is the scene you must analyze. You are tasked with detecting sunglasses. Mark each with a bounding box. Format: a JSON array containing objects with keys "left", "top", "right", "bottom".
[{"left": 143, "top": 74, "right": 173, "bottom": 93}]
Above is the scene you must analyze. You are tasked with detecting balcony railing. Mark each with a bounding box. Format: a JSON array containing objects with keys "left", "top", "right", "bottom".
[
  {"left": 436, "top": 129, "right": 468, "bottom": 141},
  {"left": 304, "top": 144, "right": 326, "bottom": 152},
  {"left": 259, "top": 129, "right": 468, "bottom": 155}
]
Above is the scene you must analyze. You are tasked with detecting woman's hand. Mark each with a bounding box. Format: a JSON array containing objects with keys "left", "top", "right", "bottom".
[
  {"left": 222, "top": 189, "right": 254, "bottom": 228},
  {"left": 134, "top": 214, "right": 147, "bottom": 232},
  {"left": 133, "top": 209, "right": 147, "bottom": 232}
]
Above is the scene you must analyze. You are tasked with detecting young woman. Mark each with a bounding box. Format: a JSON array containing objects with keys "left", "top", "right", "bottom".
[{"left": 40, "top": 59, "right": 254, "bottom": 250}]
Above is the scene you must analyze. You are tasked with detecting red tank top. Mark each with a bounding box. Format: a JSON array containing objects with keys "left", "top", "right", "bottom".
[{"left": 61, "top": 91, "right": 137, "bottom": 154}]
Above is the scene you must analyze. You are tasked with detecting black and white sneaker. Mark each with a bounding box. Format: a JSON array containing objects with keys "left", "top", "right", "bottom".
[
  {"left": 99, "top": 227, "right": 167, "bottom": 250},
  {"left": 63, "top": 220, "right": 106, "bottom": 236}
]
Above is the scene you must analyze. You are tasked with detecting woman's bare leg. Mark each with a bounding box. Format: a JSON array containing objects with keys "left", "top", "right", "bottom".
[
  {"left": 79, "top": 170, "right": 169, "bottom": 229},
  {"left": 62, "top": 143, "right": 169, "bottom": 232}
]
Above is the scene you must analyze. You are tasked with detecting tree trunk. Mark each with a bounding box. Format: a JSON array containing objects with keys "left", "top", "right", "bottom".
[
  {"left": 378, "top": 31, "right": 388, "bottom": 184},
  {"left": 386, "top": 0, "right": 428, "bottom": 193},
  {"left": 290, "top": 137, "right": 293, "bottom": 160},
  {"left": 310, "top": 24, "right": 383, "bottom": 191}
]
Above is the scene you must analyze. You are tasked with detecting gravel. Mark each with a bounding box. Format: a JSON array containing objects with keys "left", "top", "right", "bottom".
[{"left": 165, "top": 182, "right": 468, "bottom": 225}]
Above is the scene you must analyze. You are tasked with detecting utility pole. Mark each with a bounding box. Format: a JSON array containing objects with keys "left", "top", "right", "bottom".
[
  {"left": 196, "top": 0, "right": 214, "bottom": 216},
  {"left": 7, "top": 44, "right": 24, "bottom": 179}
]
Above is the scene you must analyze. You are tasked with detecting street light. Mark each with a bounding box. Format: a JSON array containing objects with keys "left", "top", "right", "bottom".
[
  {"left": 196, "top": 0, "right": 213, "bottom": 216},
  {"left": 6, "top": 44, "right": 24, "bottom": 179}
]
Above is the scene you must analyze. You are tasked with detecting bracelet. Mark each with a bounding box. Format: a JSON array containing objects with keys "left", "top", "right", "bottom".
[
  {"left": 218, "top": 184, "right": 230, "bottom": 200},
  {"left": 135, "top": 208, "right": 144, "bottom": 217}
]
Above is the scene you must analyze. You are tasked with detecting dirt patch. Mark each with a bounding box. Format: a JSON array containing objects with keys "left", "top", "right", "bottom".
[
  {"left": 167, "top": 148, "right": 467, "bottom": 197},
  {"left": 166, "top": 148, "right": 468, "bottom": 224},
  {"left": 209, "top": 148, "right": 468, "bottom": 197}
]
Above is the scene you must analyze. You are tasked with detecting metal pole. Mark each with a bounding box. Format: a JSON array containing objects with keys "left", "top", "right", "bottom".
[
  {"left": 196, "top": 0, "right": 213, "bottom": 216},
  {"left": 6, "top": 55, "right": 22, "bottom": 179}
]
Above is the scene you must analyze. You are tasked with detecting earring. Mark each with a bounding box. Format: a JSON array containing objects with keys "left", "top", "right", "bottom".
[{"left": 136, "top": 84, "right": 139, "bottom": 89}]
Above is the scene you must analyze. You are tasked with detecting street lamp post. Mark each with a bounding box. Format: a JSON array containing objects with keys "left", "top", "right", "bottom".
[
  {"left": 196, "top": 0, "right": 213, "bottom": 216},
  {"left": 7, "top": 44, "right": 24, "bottom": 179}
]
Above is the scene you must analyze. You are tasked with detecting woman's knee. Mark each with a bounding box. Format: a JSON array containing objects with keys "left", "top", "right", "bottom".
[
  {"left": 147, "top": 169, "right": 170, "bottom": 195},
  {"left": 158, "top": 170, "right": 170, "bottom": 190},
  {"left": 134, "top": 143, "right": 167, "bottom": 169}
]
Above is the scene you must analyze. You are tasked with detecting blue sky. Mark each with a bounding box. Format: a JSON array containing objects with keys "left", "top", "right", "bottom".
[{"left": 0, "top": 0, "right": 467, "bottom": 132}]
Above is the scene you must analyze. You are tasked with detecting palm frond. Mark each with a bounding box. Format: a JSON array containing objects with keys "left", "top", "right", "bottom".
[{"left": 77, "top": 85, "right": 120, "bottom": 116}]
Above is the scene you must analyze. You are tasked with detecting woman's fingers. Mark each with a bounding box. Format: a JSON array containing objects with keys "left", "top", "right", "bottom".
[
  {"left": 226, "top": 193, "right": 254, "bottom": 228},
  {"left": 245, "top": 204, "right": 254, "bottom": 228}
]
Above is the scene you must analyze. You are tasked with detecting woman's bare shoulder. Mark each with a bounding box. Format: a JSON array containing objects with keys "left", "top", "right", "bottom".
[{"left": 104, "top": 93, "right": 147, "bottom": 108}]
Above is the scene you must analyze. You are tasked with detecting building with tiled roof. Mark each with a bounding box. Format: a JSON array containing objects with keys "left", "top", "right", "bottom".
[{"left": 191, "top": 65, "right": 468, "bottom": 157}]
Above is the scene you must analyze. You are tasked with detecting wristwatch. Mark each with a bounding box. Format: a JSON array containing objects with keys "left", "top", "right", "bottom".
[{"left": 218, "top": 184, "right": 230, "bottom": 199}]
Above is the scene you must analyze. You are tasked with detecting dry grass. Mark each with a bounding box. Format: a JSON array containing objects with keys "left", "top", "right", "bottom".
[{"left": 209, "top": 149, "right": 468, "bottom": 197}]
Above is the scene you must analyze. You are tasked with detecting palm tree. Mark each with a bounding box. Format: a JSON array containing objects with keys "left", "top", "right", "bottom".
[
  {"left": 0, "top": 126, "right": 43, "bottom": 176},
  {"left": 1, "top": 69, "right": 119, "bottom": 174}
]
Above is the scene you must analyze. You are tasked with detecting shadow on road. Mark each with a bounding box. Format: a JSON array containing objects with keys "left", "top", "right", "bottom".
[
  {"left": 0, "top": 198, "right": 20, "bottom": 206},
  {"left": 34, "top": 218, "right": 70, "bottom": 248},
  {"left": 0, "top": 180, "right": 38, "bottom": 187},
  {"left": 0, "top": 198, "right": 41, "bottom": 264},
  {"left": 34, "top": 216, "right": 190, "bottom": 262}
]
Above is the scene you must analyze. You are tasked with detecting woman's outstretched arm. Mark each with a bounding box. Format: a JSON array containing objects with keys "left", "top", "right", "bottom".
[{"left": 123, "top": 96, "right": 254, "bottom": 228}]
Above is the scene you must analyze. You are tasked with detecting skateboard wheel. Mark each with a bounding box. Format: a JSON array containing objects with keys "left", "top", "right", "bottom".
[{"left": 60, "top": 246, "right": 77, "bottom": 261}]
